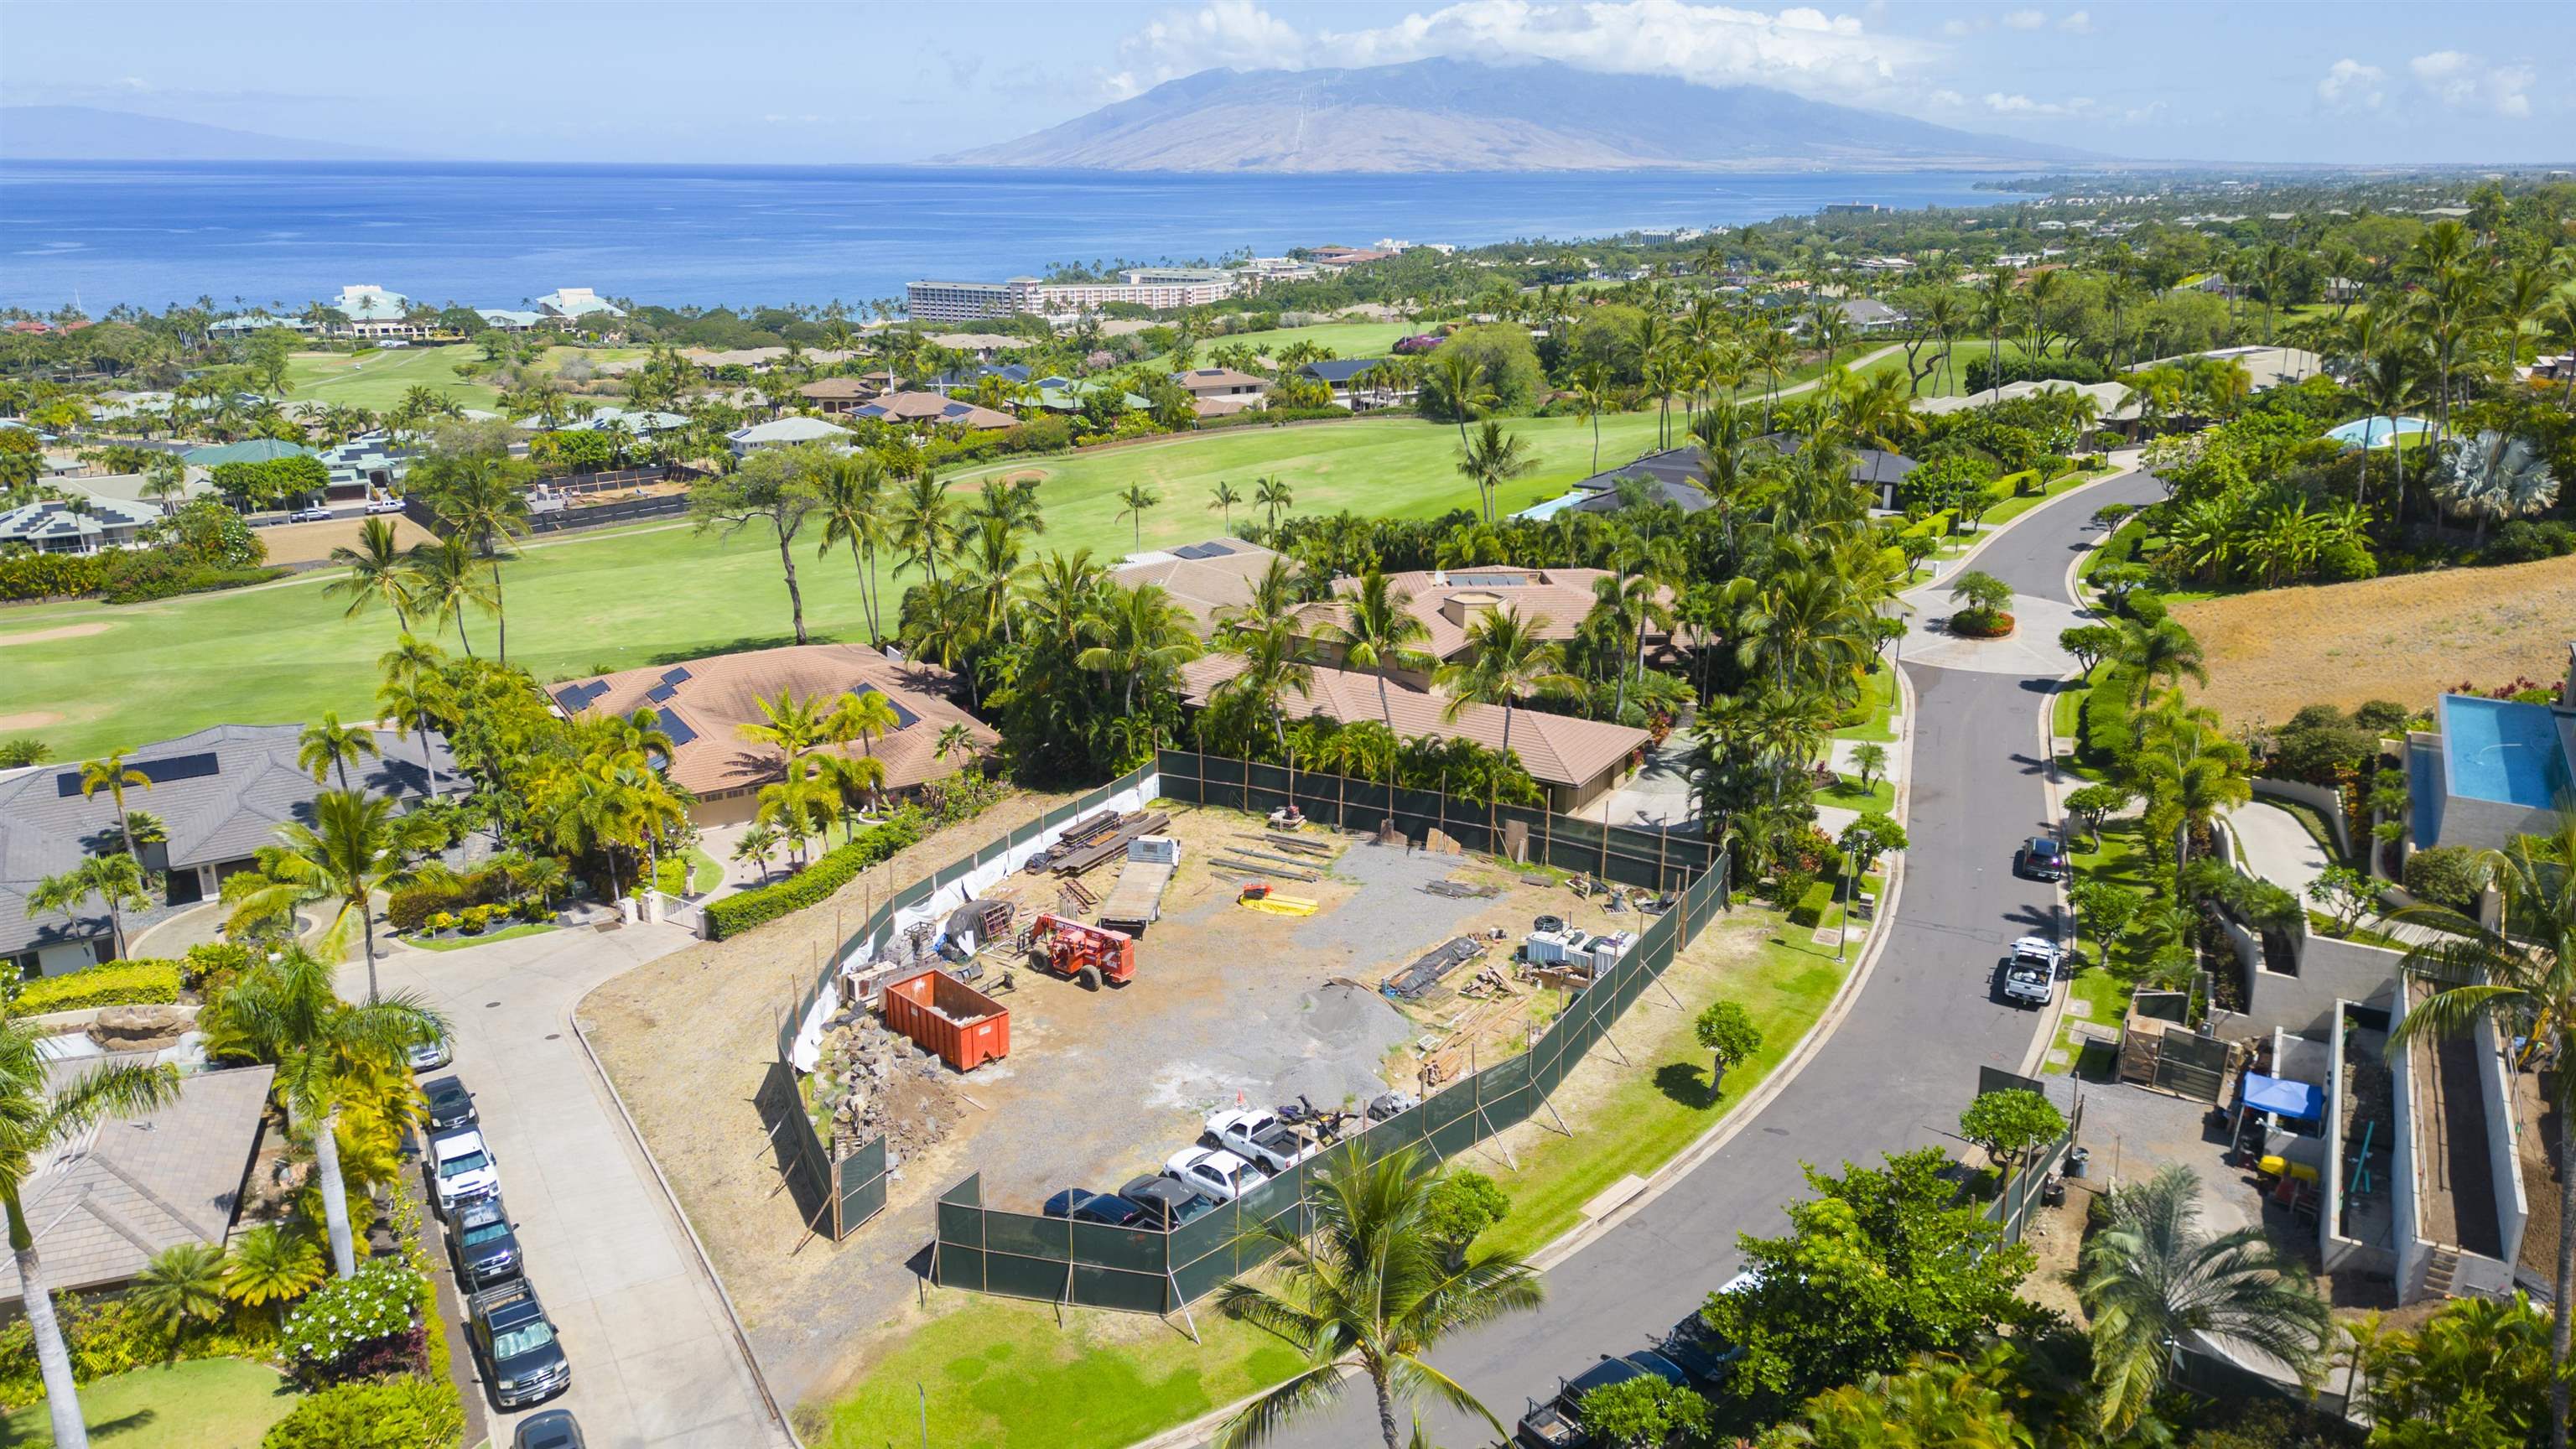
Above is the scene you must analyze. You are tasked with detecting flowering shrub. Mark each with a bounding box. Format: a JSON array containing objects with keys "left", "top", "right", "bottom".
[
  {"left": 1392, "top": 333, "right": 1444, "bottom": 355},
  {"left": 280, "top": 1257, "right": 423, "bottom": 1381}
]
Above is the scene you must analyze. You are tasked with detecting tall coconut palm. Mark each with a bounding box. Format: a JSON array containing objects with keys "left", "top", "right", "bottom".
[
  {"left": 2385, "top": 811, "right": 2576, "bottom": 1447},
  {"left": 1254, "top": 475, "right": 1295, "bottom": 532},
  {"left": 375, "top": 636, "right": 453, "bottom": 803},
  {"left": 2349, "top": 342, "right": 2427, "bottom": 511},
  {"left": 2078, "top": 1164, "right": 2329, "bottom": 1436},
  {"left": 1115, "top": 482, "right": 1161, "bottom": 550},
  {"left": 0, "top": 1011, "right": 181, "bottom": 1449},
  {"left": 1455, "top": 420, "right": 1535, "bottom": 527},
  {"left": 831, "top": 688, "right": 902, "bottom": 763},
  {"left": 1571, "top": 360, "right": 1614, "bottom": 475},
  {"left": 1429, "top": 346, "right": 1490, "bottom": 457},
  {"left": 29, "top": 853, "right": 154, "bottom": 962},
  {"left": 755, "top": 756, "right": 837, "bottom": 865},
  {"left": 890, "top": 468, "right": 958, "bottom": 590},
  {"left": 1327, "top": 572, "right": 1434, "bottom": 737},
  {"left": 323, "top": 517, "right": 418, "bottom": 636},
  {"left": 1433, "top": 606, "right": 1576, "bottom": 761},
  {"left": 815, "top": 449, "right": 892, "bottom": 644},
  {"left": 431, "top": 460, "right": 532, "bottom": 663},
  {"left": 226, "top": 789, "right": 423, "bottom": 1005},
  {"left": 404, "top": 533, "right": 497, "bottom": 657},
  {"left": 296, "top": 711, "right": 380, "bottom": 792},
  {"left": 2136, "top": 709, "right": 2250, "bottom": 866},
  {"left": 2112, "top": 617, "right": 2207, "bottom": 719},
  {"left": 738, "top": 688, "right": 833, "bottom": 762},
  {"left": 207, "top": 949, "right": 444, "bottom": 1280},
  {"left": 1208, "top": 479, "right": 1244, "bottom": 530},
  {"left": 1214, "top": 613, "right": 1317, "bottom": 759},
  {"left": 1075, "top": 582, "right": 1202, "bottom": 715},
  {"left": 1214, "top": 1145, "right": 1542, "bottom": 1449},
  {"left": 77, "top": 751, "right": 149, "bottom": 859}
]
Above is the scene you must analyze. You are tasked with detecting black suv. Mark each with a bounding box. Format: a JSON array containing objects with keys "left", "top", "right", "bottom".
[
  {"left": 468, "top": 1279, "right": 569, "bottom": 1409},
  {"left": 2016, "top": 834, "right": 2071, "bottom": 882},
  {"left": 449, "top": 1193, "right": 521, "bottom": 1289},
  {"left": 421, "top": 1075, "right": 477, "bottom": 1134},
  {"left": 1118, "top": 1174, "right": 1215, "bottom": 1231}
]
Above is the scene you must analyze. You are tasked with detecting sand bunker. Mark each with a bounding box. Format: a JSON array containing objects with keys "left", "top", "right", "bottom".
[
  {"left": 0, "top": 711, "right": 63, "bottom": 730},
  {"left": 0, "top": 622, "right": 109, "bottom": 648}
]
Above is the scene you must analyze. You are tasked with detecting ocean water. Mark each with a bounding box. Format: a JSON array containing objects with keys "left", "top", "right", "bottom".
[{"left": 0, "top": 162, "right": 2026, "bottom": 313}]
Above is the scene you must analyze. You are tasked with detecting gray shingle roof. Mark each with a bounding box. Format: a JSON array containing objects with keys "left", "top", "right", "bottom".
[{"left": 0, "top": 724, "right": 458, "bottom": 956}]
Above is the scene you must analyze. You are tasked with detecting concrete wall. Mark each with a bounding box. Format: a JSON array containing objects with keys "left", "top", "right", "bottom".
[
  {"left": 2321, "top": 1000, "right": 2397, "bottom": 1276},
  {"left": 2439, "top": 792, "right": 2563, "bottom": 854},
  {"left": 2252, "top": 776, "right": 2350, "bottom": 856},
  {"left": 2388, "top": 978, "right": 2426, "bottom": 1301},
  {"left": 2474, "top": 1011, "right": 2531, "bottom": 1272},
  {"left": 2236, "top": 935, "right": 2400, "bottom": 1040}
]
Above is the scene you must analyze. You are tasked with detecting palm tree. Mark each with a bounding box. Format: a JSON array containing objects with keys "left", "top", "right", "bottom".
[
  {"left": 404, "top": 533, "right": 496, "bottom": 657},
  {"left": 755, "top": 757, "right": 835, "bottom": 866},
  {"left": 890, "top": 469, "right": 958, "bottom": 591},
  {"left": 1209, "top": 479, "right": 1244, "bottom": 530},
  {"left": 376, "top": 636, "right": 453, "bottom": 803},
  {"left": 2350, "top": 343, "right": 2426, "bottom": 511},
  {"left": 1254, "top": 475, "right": 1295, "bottom": 532},
  {"left": 1327, "top": 572, "right": 1434, "bottom": 736},
  {"left": 432, "top": 460, "right": 532, "bottom": 663},
  {"left": 730, "top": 823, "right": 782, "bottom": 884},
  {"left": 1076, "top": 582, "right": 1202, "bottom": 716},
  {"left": 219, "top": 1223, "right": 324, "bottom": 1323},
  {"left": 77, "top": 750, "right": 149, "bottom": 858},
  {"left": 1429, "top": 347, "right": 1490, "bottom": 457},
  {"left": 322, "top": 517, "right": 417, "bottom": 636},
  {"left": 2385, "top": 812, "right": 2576, "bottom": 1446},
  {"left": 815, "top": 449, "right": 892, "bottom": 644},
  {"left": 130, "top": 1241, "right": 229, "bottom": 1343},
  {"left": 2078, "top": 1164, "right": 2329, "bottom": 1436},
  {"left": 813, "top": 753, "right": 886, "bottom": 848},
  {"left": 2113, "top": 617, "right": 2206, "bottom": 719},
  {"left": 226, "top": 789, "right": 423, "bottom": 1005},
  {"left": 932, "top": 721, "right": 979, "bottom": 770},
  {"left": 2435, "top": 429, "right": 2560, "bottom": 543},
  {"left": 1455, "top": 421, "right": 1535, "bottom": 527},
  {"left": 738, "top": 688, "right": 833, "bottom": 762},
  {"left": 0, "top": 1010, "right": 182, "bottom": 1449},
  {"left": 1116, "top": 482, "right": 1161, "bottom": 549},
  {"left": 210, "top": 949, "right": 445, "bottom": 1279},
  {"left": 296, "top": 711, "right": 380, "bottom": 791},
  {"left": 1215, "top": 613, "right": 1317, "bottom": 759},
  {"left": 29, "top": 853, "right": 154, "bottom": 961},
  {"left": 2136, "top": 709, "right": 2249, "bottom": 867},
  {"left": 1433, "top": 605, "right": 1576, "bottom": 761},
  {"left": 1571, "top": 360, "right": 1613, "bottom": 475},
  {"left": 1213, "top": 1145, "right": 1542, "bottom": 1449}
]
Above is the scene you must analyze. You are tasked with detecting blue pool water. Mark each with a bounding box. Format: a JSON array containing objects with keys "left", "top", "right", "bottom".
[{"left": 2439, "top": 694, "right": 2571, "bottom": 807}]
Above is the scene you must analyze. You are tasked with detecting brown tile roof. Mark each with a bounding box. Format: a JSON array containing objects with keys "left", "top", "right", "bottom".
[
  {"left": 2, "top": 1063, "right": 273, "bottom": 1301},
  {"left": 1190, "top": 393, "right": 1265, "bottom": 419},
  {"left": 1297, "top": 567, "right": 1627, "bottom": 661},
  {"left": 546, "top": 644, "right": 996, "bottom": 799},
  {"left": 1109, "top": 538, "right": 1281, "bottom": 634},
  {"left": 798, "top": 377, "right": 880, "bottom": 400},
  {"left": 852, "top": 391, "right": 1021, "bottom": 429},
  {"left": 1171, "top": 367, "right": 1270, "bottom": 396},
  {"left": 1176, "top": 657, "right": 1645, "bottom": 790}
]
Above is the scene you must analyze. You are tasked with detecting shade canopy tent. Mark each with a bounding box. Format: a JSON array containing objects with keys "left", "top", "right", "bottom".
[
  {"left": 2241, "top": 1072, "right": 2322, "bottom": 1122},
  {"left": 2325, "top": 416, "right": 2434, "bottom": 449}
]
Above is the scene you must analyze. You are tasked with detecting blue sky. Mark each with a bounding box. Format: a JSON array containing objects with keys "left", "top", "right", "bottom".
[{"left": 3, "top": 0, "right": 2565, "bottom": 166}]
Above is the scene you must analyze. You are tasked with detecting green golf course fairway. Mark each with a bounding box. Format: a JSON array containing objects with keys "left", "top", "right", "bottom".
[{"left": 3, "top": 408, "right": 1677, "bottom": 759}]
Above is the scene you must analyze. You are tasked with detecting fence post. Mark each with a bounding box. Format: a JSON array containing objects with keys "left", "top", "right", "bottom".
[{"left": 1198, "top": 746, "right": 1207, "bottom": 807}]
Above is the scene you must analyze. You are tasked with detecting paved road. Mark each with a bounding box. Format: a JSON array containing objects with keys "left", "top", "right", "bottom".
[
  {"left": 351, "top": 921, "right": 790, "bottom": 1449},
  {"left": 1257, "top": 467, "right": 2167, "bottom": 1448}
]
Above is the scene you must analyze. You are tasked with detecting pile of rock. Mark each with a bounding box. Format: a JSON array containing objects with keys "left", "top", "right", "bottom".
[
  {"left": 810, "top": 1012, "right": 964, "bottom": 1168},
  {"left": 88, "top": 1005, "right": 191, "bottom": 1053}
]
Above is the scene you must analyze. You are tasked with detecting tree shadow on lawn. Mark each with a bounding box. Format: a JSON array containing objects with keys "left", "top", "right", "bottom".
[
  {"left": 1653, "top": 1060, "right": 1720, "bottom": 1111},
  {"left": 641, "top": 632, "right": 833, "bottom": 667}
]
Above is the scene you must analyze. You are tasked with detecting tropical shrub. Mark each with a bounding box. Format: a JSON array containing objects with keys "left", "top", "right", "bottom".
[
  {"left": 12, "top": 958, "right": 183, "bottom": 1013},
  {"left": 1787, "top": 878, "right": 1836, "bottom": 928},
  {"left": 281, "top": 1257, "right": 426, "bottom": 1382},
  {"left": 705, "top": 809, "right": 925, "bottom": 939},
  {"left": 2402, "top": 845, "right": 2489, "bottom": 911},
  {"left": 261, "top": 1374, "right": 465, "bottom": 1449},
  {"left": 0, "top": 550, "right": 105, "bottom": 601},
  {"left": 208, "top": 454, "right": 329, "bottom": 509}
]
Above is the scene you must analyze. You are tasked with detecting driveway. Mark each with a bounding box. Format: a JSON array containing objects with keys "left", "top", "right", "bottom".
[
  {"left": 351, "top": 922, "right": 790, "bottom": 1449},
  {"left": 1244, "top": 465, "right": 2169, "bottom": 1447},
  {"left": 1592, "top": 738, "right": 1701, "bottom": 829},
  {"left": 2229, "top": 802, "right": 2332, "bottom": 896}
]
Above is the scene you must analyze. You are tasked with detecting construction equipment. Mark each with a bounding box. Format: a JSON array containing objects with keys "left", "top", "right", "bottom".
[
  {"left": 1098, "top": 836, "right": 1182, "bottom": 935},
  {"left": 1236, "top": 882, "right": 1318, "bottom": 916},
  {"left": 1051, "top": 812, "right": 1175, "bottom": 878},
  {"left": 1022, "top": 913, "right": 1136, "bottom": 989}
]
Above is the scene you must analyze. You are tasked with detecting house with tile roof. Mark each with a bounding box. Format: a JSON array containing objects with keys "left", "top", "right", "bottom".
[
  {"left": 0, "top": 724, "right": 458, "bottom": 975},
  {"left": 1109, "top": 538, "right": 1285, "bottom": 635},
  {"left": 533, "top": 287, "right": 624, "bottom": 321},
  {"left": 847, "top": 392, "right": 1019, "bottom": 432},
  {"left": 543, "top": 644, "right": 997, "bottom": 828},
  {"left": 0, "top": 1062, "right": 274, "bottom": 1308},
  {"left": 726, "top": 416, "right": 854, "bottom": 456},
  {"left": 1296, "top": 356, "right": 1413, "bottom": 411},
  {"left": 0, "top": 496, "right": 160, "bottom": 555}
]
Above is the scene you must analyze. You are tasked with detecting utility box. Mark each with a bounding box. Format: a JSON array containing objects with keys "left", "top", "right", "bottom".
[
  {"left": 1524, "top": 929, "right": 1593, "bottom": 965},
  {"left": 1589, "top": 931, "right": 1636, "bottom": 971},
  {"left": 1128, "top": 835, "right": 1181, "bottom": 865},
  {"left": 880, "top": 968, "right": 1010, "bottom": 1072}
]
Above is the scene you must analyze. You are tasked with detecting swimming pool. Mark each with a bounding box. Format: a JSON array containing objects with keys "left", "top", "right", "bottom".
[{"left": 2439, "top": 694, "right": 2572, "bottom": 808}]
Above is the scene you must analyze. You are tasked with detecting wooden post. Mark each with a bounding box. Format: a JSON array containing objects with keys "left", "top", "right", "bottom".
[
  {"left": 1198, "top": 746, "right": 1207, "bottom": 806},
  {"left": 1542, "top": 808, "right": 1551, "bottom": 871},
  {"left": 1598, "top": 814, "right": 1609, "bottom": 884},
  {"left": 1438, "top": 770, "right": 1447, "bottom": 844},
  {"left": 1337, "top": 770, "right": 1346, "bottom": 830},
  {"left": 1658, "top": 829, "right": 1669, "bottom": 898}
]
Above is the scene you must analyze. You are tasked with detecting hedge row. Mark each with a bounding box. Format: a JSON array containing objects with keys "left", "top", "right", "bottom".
[
  {"left": 1786, "top": 879, "right": 1837, "bottom": 929},
  {"left": 0, "top": 551, "right": 104, "bottom": 602},
  {"left": 16, "top": 959, "right": 184, "bottom": 1013},
  {"left": 704, "top": 810, "right": 926, "bottom": 940}
]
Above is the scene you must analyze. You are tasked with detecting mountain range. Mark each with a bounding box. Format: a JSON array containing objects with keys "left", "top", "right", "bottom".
[
  {"left": 1, "top": 106, "right": 406, "bottom": 162},
  {"left": 941, "top": 58, "right": 2096, "bottom": 174}
]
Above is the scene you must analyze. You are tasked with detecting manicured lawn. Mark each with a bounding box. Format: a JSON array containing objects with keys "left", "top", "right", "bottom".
[
  {"left": 1977, "top": 465, "right": 2114, "bottom": 532},
  {"left": 1144, "top": 319, "right": 1420, "bottom": 369},
  {"left": 12, "top": 408, "right": 1665, "bottom": 759},
  {"left": 655, "top": 848, "right": 724, "bottom": 896},
  {"left": 0, "top": 1359, "right": 301, "bottom": 1448},
  {"left": 281, "top": 345, "right": 501, "bottom": 413},
  {"left": 2052, "top": 661, "right": 2104, "bottom": 740},
  {"left": 1832, "top": 667, "right": 1902, "bottom": 745},
  {"left": 408, "top": 921, "right": 556, "bottom": 952},
  {"left": 1820, "top": 772, "right": 1896, "bottom": 815},
  {"left": 2050, "top": 818, "right": 2153, "bottom": 1073},
  {"left": 812, "top": 901, "right": 1851, "bottom": 1449}
]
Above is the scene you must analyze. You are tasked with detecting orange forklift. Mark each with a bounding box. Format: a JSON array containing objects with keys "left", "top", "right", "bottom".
[{"left": 1023, "top": 914, "right": 1137, "bottom": 990}]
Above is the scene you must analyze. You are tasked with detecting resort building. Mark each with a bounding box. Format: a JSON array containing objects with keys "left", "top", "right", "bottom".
[
  {"left": 544, "top": 644, "right": 996, "bottom": 828},
  {"left": 474, "top": 309, "right": 547, "bottom": 333},
  {"left": 207, "top": 314, "right": 315, "bottom": 339},
  {"left": 905, "top": 268, "right": 1239, "bottom": 322},
  {"left": 905, "top": 280, "right": 1015, "bottom": 323},
  {"left": 321, "top": 284, "right": 425, "bottom": 340},
  {"left": 534, "top": 287, "right": 625, "bottom": 321},
  {"left": 0, "top": 496, "right": 161, "bottom": 555},
  {"left": 0, "top": 724, "right": 457, "bottom": 975}
]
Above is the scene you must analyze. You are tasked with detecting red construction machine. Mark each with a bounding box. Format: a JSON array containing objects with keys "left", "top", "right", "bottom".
[{"left": 1023, "top": 914, "right": 1137, "bottom": 990}]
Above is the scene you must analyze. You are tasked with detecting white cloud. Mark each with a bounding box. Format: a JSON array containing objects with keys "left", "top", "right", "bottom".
[
  {"left": 1929, "top": 88, "right": 1965, "bottom": 106},
  {"left": 1109, "top": 0, "right": 1931, "bottom": 101},
  {"left": 2316, "top": 58, "right": 2384, "bottom": 109},
  {"left": 2411, "top": 49, "right": 2532, "bottom": 117},
  {"left": 2121, "top": 100, "right": 2165, "bottom": 123},
  {"left": 1983, "top": 91, "right": 2092, "bottom": 117},
  {"left": 2001, "top": 8, "right": 2048, "bottom": 29},
  {"left": 2058, "top": 9, "right": 2092, "bottom": 33},
  {"left": 1941, "top": 15, "right": 1987, "bottom": 36}
]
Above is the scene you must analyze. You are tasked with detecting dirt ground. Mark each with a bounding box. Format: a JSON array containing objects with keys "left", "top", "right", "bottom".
[
  {"left": 2173, "top": 553, "right": 2576, "bottom": 728},
  {"left": 257, "top": 512, "right": 438, "bottom": 567},
  {"left": 579, "top": 795, "right": 1626, "bottom": 1404}
]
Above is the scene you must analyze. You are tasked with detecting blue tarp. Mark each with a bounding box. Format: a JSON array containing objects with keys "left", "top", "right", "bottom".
[{"left": 2243, "top": 1072, "right": 2322, "bottom": 1122}]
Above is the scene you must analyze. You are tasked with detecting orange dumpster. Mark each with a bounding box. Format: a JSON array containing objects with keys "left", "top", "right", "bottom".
[{"left": 880, "top": 968, "right": 1011, "bottom": 1072}]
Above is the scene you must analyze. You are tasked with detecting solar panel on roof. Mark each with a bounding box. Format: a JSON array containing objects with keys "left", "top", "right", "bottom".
[
  {"left": 654, "top": 707, "right": 697, "bottom": 747},
  {"left": 644, "top": 666, "right": 691, "bottom": 704},
  {"left": 57, "top": 751, "right": 220, "bottom": 797},
  {"left": 854, "top": 685, "right": 918, "bottom": 730},
  {"left": 552, "top": 680, "right": 610, "bottom": 713},
  {"left": 1449, "top": 572, "right": 1528, "bottom": 587}
]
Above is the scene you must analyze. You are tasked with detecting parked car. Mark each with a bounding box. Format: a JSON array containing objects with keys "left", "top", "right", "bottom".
[
  {"left": 428, "top": 1127, "right": 500, "bottom": 1218},
  {"left": 1041, "top": 1189, "right": 1149, "bottom": 1228},
  {"left": 1654, "top": 1310, "right": 1744, "bottom": 1387},
  {"left": 366, "top": 496, "right": 406, "bottom": 514},
  {"left": 1118, "top": 1174, "right": 1214, "bottom": 1231},
  {"left": 288, "top": 505, "right": 335, "bottom": 523},
  {"left": 420, "top": 1075, "right": 477, "bottom": 1133},
  {"left": 1202, "top": 1109, "right": 1312, "bottom": 1175},
  {"left": 512, "top": 1411, "right": 585, "bottom": 1449},
  {"left": 408, "top": 1032, "right": 453, "bottom": 1071},
  {"left": 467, "top": 1279, "right": 569, "bottom": 1409},
  {"left": 1164, "top": 1147, "right": 1266, "bottom": 1203},
  {"left": 1514, "top": 1352, "right": 1692, "bottom": 1447},
  {"left": 449, "top": 1192, "right": 522, "bottom": 1289},
  {"left": 2015, "top": 835, "right": 2070, "bottom": 882},
  {"left": 2011, "top": 936, "right": 2066, "bottom": 974},
  {"left": 2000, "top": 954, "right": 2054, "bottom": 1009}
]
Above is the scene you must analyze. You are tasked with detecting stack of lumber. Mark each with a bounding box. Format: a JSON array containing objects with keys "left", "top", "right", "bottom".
[{"left": 1050, "top": 812, "right": 1173, "bottom": 877}]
